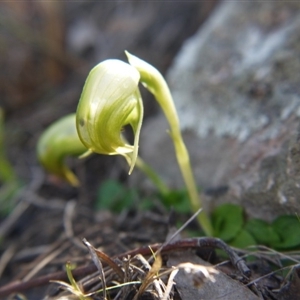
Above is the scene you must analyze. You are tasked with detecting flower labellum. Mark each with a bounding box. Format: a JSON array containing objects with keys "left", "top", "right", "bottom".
[{"left": 76, "top": 59, "right": 143, "bottom": 174}]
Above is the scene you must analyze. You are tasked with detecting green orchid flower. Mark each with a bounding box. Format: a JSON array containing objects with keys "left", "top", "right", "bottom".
[
  {"left": 37, "top": 114, "right": 87, "bottom": 186},
  {"left": 76, "top": 59, "right": 143, "bottom": 174},
  {"left": 37, "top": 113, "right": 168, "bottom": 194},
  {"left": 37, "top": 52, "right": 213, "bottom": 235}
]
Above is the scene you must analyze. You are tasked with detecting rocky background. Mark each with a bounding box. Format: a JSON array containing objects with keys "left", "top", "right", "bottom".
[{"left": 131, "top": 0, "right": 300, "bottom": 221}]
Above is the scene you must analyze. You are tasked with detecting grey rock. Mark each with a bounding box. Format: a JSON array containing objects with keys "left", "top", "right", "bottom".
[
  {"left": 131, "top": 0, "right": 300, "bottom": 220},
  {"left": 167, "top": 251, "right": 259, "bottom": 300}
]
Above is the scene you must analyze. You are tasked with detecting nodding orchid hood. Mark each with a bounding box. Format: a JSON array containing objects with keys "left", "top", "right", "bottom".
[
  {"left": 76, "top": 59, "right": 143, "bottom": 174},
  {"left": 37, "top": 114, "right": 86, "bottom": 186}
]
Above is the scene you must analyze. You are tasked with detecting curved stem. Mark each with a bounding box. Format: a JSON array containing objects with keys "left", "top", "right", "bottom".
[{"left": 126, "top": 52, "right": 213, "bottom": 236}]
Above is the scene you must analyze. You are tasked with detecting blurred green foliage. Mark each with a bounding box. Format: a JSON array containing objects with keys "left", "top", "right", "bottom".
[
  {"left": 96, "top": 179, "right": 138, "bottom": 213},
  {"left": 0, "top": 108, "right": 22, "bottom": 216}
]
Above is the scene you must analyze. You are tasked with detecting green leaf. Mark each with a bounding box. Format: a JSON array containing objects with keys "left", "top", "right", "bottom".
[
  {"left": 212, "top": 204, "right": 244, "bottom": 242},
  {"left": 96, "top": 179, "right": 136, "bottom": 213},
  {"left": 272, "top": 215, "right": 300, "bottom": 249},
  {"left": 230, "top": 229, "right": 257, "bottom": 248},
  {"left": 244, "top": 219, "right": 280, "bottom": 246}
]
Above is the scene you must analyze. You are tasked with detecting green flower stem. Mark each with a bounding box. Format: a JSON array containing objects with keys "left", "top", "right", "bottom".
[{"left": 126, "top": 52, "right": 213, "bottom": 236}]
